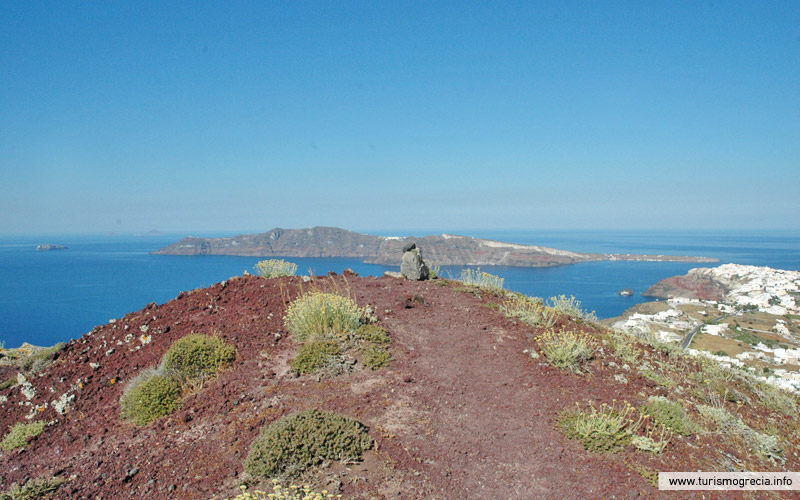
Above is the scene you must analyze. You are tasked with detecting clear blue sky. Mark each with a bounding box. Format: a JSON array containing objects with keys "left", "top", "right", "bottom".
[{"left": 2, "top": 1, "right": 798, "bottom": 235}]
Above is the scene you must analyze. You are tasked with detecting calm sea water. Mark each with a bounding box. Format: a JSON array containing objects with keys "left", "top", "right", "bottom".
[{"left": 1, "top": 230, "right": 798, "bottom": 348}]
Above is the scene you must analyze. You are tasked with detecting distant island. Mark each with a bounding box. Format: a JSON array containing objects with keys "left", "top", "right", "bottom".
[
  {"left": 153, "top": 226, "right": 719, "bottom": 268},
  {"left": 35, "top": 244, "right": 67, "bottom": 251}
]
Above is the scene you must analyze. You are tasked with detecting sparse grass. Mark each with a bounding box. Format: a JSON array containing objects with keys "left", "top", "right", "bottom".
[
  {"left": 640, "top": 368, "right": 675, "bottom": 388},
  {"left": 608, "top": 332, "right": 641, "bottom": 365},
  {"left": 547, "top": 295, "right": 598, "bottom": 323},
  {"left": 120, "top": 372, "right": 184, "bottom": 426},
  {"left": 254, "top": 259, "right": 298, "bottom": 278},
  {"left": 0, "top": 477, "right": 65, "bottom": 500},
  {"left": 0, "top": 377, "right": 16, "bottom": 391},
  {"left": 361, "top": 344, "right": 391, "bottom": 370},
  {"left": 639, "top": 396, "right": 697, "bottom": 436},
  {"left": 501, "top": 295, "right": 557, "bottom": 328},
  {"left": 284, "top": 292, "right": 364, "bottom": 343},
  {"left": 290, "top": 341, "right": 341, "bottom": 375},
  {"left": 458, "top": 268, "right": 504, "bottom": 292},
  {"left": 163, "top": 333, "right": 237, "bottom": 382},
  {"left": 537, "top": 328, "right": 595, "bottom": 374},
  {"left": 21, "top": 342, "right": 66, "bottom": 374},
  {"left": 746, "top": 378, "right": 798, "bottom": 417},
  {"left": 1, "top": 421, "right": 46, "bottom": 451},
  {"left": 697, "top": 402, "right": 784, "bottom": 463},
  {"left": 244, "top": 409, "right": 373, "bottom": 479},
  {"left": 558, "top": 402, "right": 641, "bottom": 453}
]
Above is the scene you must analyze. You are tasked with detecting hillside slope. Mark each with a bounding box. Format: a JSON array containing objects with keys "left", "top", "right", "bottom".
[{"left": 1, "top": 273, "right": 797, "bottom": 499}]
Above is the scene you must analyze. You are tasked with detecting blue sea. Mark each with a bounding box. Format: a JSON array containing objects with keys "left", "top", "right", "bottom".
[{"left": 1, "top": 230, "right": 798, "bottom": 349}]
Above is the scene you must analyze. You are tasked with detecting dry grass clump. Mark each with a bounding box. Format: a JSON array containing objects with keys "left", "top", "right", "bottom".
[
  {"left": 547, "top": 295, "right": 598, "bottom": 323},
  {"left": 458, "top": 268, "right": 504, "bottom": 292},
  {"left": 1, "top": 421, "right": 46, "bottom": 451},
  {"left": 244, "top": 409, "right": 373, "bottom": 479},
  {"left": 501, "top": 295, "right": 556, "bottom": 328},
  {"left": 284, "top": 292, "right": 364, "bottom": 343},
  {"left": 558, "top": 402, "right": 642, "bottom": 453},
  {"left": 254, "top": 259, "right": 298, "bottom": 278},
  {"left": 537, "top": 328, "right": 595, "bottom": 373}
]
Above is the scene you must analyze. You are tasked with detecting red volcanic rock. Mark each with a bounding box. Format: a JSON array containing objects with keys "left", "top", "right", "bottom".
[
  {"left": 644, "top": 274, "right": 728, "bottom": 301},
  {"left": 0, "top": 274, "right": 788, "bottom": 499}
]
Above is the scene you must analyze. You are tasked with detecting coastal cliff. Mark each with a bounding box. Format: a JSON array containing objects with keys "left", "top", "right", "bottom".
[{"left": 153, "top": 226, "right": 718, "bottom": 267}]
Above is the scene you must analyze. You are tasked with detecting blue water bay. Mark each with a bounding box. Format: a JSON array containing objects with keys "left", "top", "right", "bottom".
[{"left": 1, "top": 231, "right": 798, "bottom": 348}]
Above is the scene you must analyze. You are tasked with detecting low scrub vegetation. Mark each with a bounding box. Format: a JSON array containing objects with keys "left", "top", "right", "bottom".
[
  {"left": 354, "top": 324, "right": 390, "bottom": 344},
  {"left": 361, "top": 343, "right": 391, "bottom": 370},
  {"left": 290, "top": 341, "right": 341, "bottom": 375},
  {"left": 284, "top": 292, "right": 364, "bottom": 343},
  {"left": 501, "top": 295, "right": 556, "bottom": 328},
  {"left": 121, "top": 333, "right": 236, "bottom": 425},
  {"left": 537, "top": 328, "right": 595, "bottom": 373},
  {"left": 639, "top": 396, "right": 697, "bottom": 436},
  {"left": 21, "top": 343, "right": 66, "bottom": 374},
  {"left": 458, "top": 268, "right": 504, "bottom": 292},
  {"left": 0, "top": 477, "right": 64, "bottom": 500},
  {"left": 547, "top": 295, "right": 598, "bottom": 323},
  {"left": 558, "top": 402, "right": 641, "bottom": 453},
  {"left": 163, "top": 333, "right": 237, "bottom": 381},
  {"left": 254, "top": 259, "right": 298, "bottom": 278},
  {"left": 120, "top": 372, "right": 184, "bottom": 426},
  {"left": 244, "top": 409, "right": 373, "bottom": 479},
  {"left": 1, "top": 420, "right": 46, "bottom": 451},
  {"left": 697, "top": 402, "right": 784, "bottom": 463}
]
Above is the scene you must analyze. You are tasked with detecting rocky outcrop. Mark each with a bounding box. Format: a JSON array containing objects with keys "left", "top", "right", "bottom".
[
  {"left": 153, "top": 227, "right": 718, "bottom": 268},
  {"left": 400, "top": 243, "right": 429, "bottom": 281}
]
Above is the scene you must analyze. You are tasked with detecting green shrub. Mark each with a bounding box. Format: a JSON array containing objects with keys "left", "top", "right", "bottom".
[
  {"left": 354, "top": 324, "right": 390, "bottom": 345},
  {"left": 501, "top": 295, "right": 556, "bottom": 328},
  {"left": 0, "top": 477, "right": 64, "bottom": 500},
  {"left": 290, "top": 341, "right": 341, "bottom": 375},
  {"left": 362, "top": 344, "right": 391, "bottom": 370},
  {"left": 547, "top": 295, "right": 598, "bottom": 323},
  {"left": 1, "top": 421, "right": 46, "bottom": 451},
  {"left": 244, "top": 409, "right": 373, "bottom": 479},
  {"left": 639, "top": 396, "right": 697, "bottom": 436},
  {"left": 459, "top": 268, "right": 504, "bottom": 292},
  {"left": 537, "top": 328, "right": 595, "bottom": 373},
  {"left": 558, "top": 402, "right": 641, "bottom": 453},
  {"left": 284, "top": 293, "right": 364, "bottom": 343},
  {"left": 163, "top": 333, "right": 237, "bottom": 381},
  {"left": 254, "top": 259, "right": 298, "bottom": 278},
  {"left": 120, "top": 373, "right": 183, "bottom": 426}
]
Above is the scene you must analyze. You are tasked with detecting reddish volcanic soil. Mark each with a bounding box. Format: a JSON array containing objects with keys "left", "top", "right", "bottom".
[{"left": 1, "top": 273, "right": 797, "bottom": 499}]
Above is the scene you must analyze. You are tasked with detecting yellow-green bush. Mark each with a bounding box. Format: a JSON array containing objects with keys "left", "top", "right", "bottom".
[
  {"left": 0, "top": 477, "right": 64, "bottom": 500},
  {"left": 354, "top": 324, "right": 390, "bottom": 345},
  {"left": 284, "top": 293, "right": 363, "bottom": 343},
  {"left": 459, "top": 268, "right": 504, "bottom": 292},
  {"left": 1, "top": 421, "right": 46, "bottom": 451},
  {"left": 163, "top": 333, "right": 237, "bottom": 381},
  {"left": 244, "top": 409, "right": 373, "bottom": 479},
  {"left": 537, "top": 328, "right": 595, "bottom": 373},
  {"left": 558, "top": 402, "right": 641, "bottom": 453},
  {"left": 501, "top": 295, "right": 556, "bottom": 328},
  {"left": 290, "top": 341, "right": 341, "bottom": 374},
  {"left": 547, "top": 295, "right": 598, "bottom": 323},
  {"left": 254, "top": 259, "right": 298, "bottom": 278},
  {"left": 120, "top": 373, "right": 183, "bottom": 426},
  {"left": 361, "top": 344, "right": 391, "bottom": 370},
  {"left": 639, "top": 396, "right": 697, "bottom": 436}
]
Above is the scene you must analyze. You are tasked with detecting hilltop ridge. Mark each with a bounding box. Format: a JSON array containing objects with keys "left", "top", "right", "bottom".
[
  {"left": 2, "top": 269, "right": 799, "bottom": 499},
  {"left": 153, "top": 226, "right": 718, "bottom": 267}
]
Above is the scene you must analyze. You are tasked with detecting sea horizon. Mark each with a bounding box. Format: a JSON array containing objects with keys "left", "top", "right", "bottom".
[{"left": 2, "top": 228, "right": 799, "bottom": 350}]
